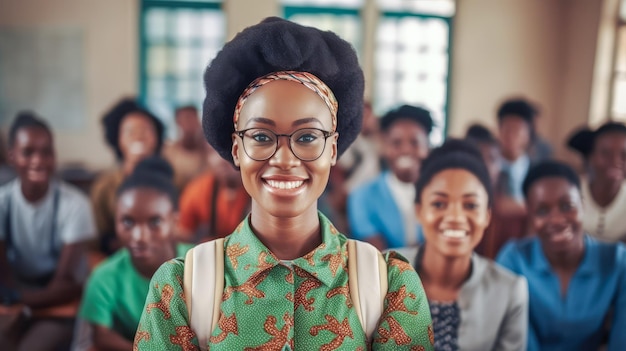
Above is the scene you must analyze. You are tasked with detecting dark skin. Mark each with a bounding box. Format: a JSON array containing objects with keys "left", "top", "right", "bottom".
[
  {"left": 587, "top": 131, "right": 626, "bottom": 207},
  {"left": 92, "top": 188, "right": 178, "bottom": 350},
  {"left": 498, "top": 115, "right": 530, "bottom": 162},
  {"left": 1, "top": 127, "right": 83, "bottom": 308},
  {"left": 526, "top": 177, "right": 585, "bottom": 295},
  {"left": 175, "top": 107, "right": 206, "bottom": 151}
]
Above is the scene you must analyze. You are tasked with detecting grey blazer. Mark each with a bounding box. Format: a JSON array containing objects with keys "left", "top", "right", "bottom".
[{"left": 393, "top": 247, "right": 528, "bottom": 351}]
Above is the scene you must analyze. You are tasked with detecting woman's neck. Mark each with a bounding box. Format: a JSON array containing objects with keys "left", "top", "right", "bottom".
[
  {"left": 589, "top": 177, "right": 622, "bottom": 207},
  {"left": 135, "top": 243, "right": 177, "bottom": 279},
  {"left": 418, "top": 245, "right": 472, "bottom": 292},
  {"left": 544, "top": 237, "right": 585, "bottom": 271},
  {"left": 249, "top": 203, "right": 322, "bottom": 260},
  {"left": 21, "top": 181, "right": 50, "bottom": 203}
]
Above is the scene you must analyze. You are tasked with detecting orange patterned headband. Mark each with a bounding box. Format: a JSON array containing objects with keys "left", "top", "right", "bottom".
[{"left": 233, "top": 71, "right": 338, "bottom": 131}]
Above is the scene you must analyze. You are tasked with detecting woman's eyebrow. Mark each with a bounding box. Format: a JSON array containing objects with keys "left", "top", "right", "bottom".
[
  {"left": 245, "top": 117, "right": 275, "bottom": 127},
  {"left": 292, "top": 118, "right": 323, "bottom": 127}
]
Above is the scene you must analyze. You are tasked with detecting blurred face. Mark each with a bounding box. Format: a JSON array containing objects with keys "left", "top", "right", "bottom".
[
  {"left": 361, "top": 103, "right": 379, "bottom": 136},
  {"left": 383, "top": 120, "right": 429, "bottom": 183},
  {"left": 232, "top": 80, "right": 337, "bottom": 218},
  {"left": 10, "top": 127, "right": 55, "bottom": 187},
  {"left": 175, "top": 108, "right": 201, "bottom": 137},
  {"left": 477, "top": 142, "right": 502, "bottom": 187},
  {"left": 116, "top": 188, "right": 177, "bottom": 267},
  {"left": 589, "top": 132, "right": 626, "bottom": 183},
  {"left": 119, "top": 112, "right": 158, "bottom": 162},
  {"left": 526, "top": 177, "right": 584, "bottom": 256},
  {"left": 498, "top": 115, "right": 530, "bottom": 160},
  {"left": 416, "top": 169, "right": 491, "bottom": 258}
]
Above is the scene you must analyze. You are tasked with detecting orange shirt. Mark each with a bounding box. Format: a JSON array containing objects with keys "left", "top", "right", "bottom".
[{"left": 178, "top": 172, "right": 250, "bottom": 241}]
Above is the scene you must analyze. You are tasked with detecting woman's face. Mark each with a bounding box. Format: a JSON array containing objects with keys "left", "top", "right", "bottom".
[
  {"left": 526, "top": 177, "right": 584, "bottom": 256},
  {"left": 589, "top": 131, "right": 626, "bottom": 183},
  {"left": 416, "top": 168, "right": 491, "bottom": 258},
  {"left": 119, "top": 112, "right": 158, "bottom": 162},
  {"left": 383, "top": 120, "right": 429, "bottom": 183},
  {"left": 232, "top": 80, "right": 338, "bottom": 218},
  {"left": 116, "top": 188, "right": 177, "bottom": 267}
]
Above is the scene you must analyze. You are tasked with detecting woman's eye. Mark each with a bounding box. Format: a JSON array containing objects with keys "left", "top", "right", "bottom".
[
  {"left": 296, "top": 134, "right": 318, "bottom": 143},
  {"left": 431, "top": 201, "right": 446, "bottom": 209},
  {"left": 561, "top": 203, "right": 575, "bottom": 212},
  {"left": 535, "top": 207, "right": 549, "bottom": 216},
  {"left": 252, "top": 133, "right": 273, "bottom": 143},
  {"left": 122, "top": 218, "right": 134, "bottom": 228},
  {"left": 149, "top": 218, "right": 162, "bottom": 227},
  {"left": 464, "top": 202, "right": 479, "bottom": 210}
]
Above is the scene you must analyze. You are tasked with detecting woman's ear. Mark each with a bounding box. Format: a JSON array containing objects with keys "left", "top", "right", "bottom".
[
  {"left": 231, "top": 134, "right": 241, "bottom": 167},
  {"left": 330, "top": 133, "right": 339, "bottom": 166}
]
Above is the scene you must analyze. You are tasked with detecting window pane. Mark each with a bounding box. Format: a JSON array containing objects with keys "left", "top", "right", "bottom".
[
  {"left": 374, "top": 15, "right": 450, "bottom": 145},
  {"left": 621, "top": 0, "right": 626, "bottom": 21},
  {"left": 378, "top": 0, "right": 455, "bottom": 17},
  {"left": 616, "top": 26, "right": 626, "bottom": 73},
  {"left": 144, "top": 8, "right": 169, "bottom": 40},
  {"left": 612, "top": 75, "right": 626, "bottom": 121}
]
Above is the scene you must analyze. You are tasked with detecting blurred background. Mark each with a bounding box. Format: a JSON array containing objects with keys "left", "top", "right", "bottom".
[{"left": 0, "top": 0, "right": 624, "bottom": 172}]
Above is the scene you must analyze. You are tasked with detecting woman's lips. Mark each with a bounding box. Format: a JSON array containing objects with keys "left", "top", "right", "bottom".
[{"left": 395, "top": 156, "right": 418, "bottom": 171}]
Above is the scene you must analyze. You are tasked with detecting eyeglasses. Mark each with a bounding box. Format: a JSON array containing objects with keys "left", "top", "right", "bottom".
[{"left": 234, "top": 128, "right": 335, "bottom": 161}]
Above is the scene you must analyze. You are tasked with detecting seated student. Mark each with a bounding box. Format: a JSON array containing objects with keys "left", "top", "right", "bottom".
[
  {"left": 91, "top": 98, "right": 165, "bottom": 255},
  {"left": 178, "top": 146, "right": 249, "bottom": 242},
  {"left": 497, "top": 160, "right": 626, "bottom": 351},
  {"left": 394, "top": 139, "right": 528, "bottom": 351},
  {"left": 0, "top": 112, "right": 96, "bottom": 351},
  {"left": 162, "top": 105, "right": 210, "bottom": 192},
  {"left": 76, "top": 157, "right": 192, "bottom": 350},
  {"left": 567, "top": 122, "right": 626, "bottom": 242},
  {"left": 466, "top": 124, "right": 528, "bottom": 259},
  {"left": 348, "top": 104, "right": 431, "bottom": 250}
]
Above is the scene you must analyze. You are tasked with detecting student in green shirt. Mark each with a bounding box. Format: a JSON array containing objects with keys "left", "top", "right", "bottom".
[{"left": 76, "top": 157, "right": 191, "bottom": 350}]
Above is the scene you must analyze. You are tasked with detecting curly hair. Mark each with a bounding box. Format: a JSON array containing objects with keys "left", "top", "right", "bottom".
[
  {"left": 117, "top": 156, "right": 178, "bottom": 209},
  {"left": 202, "top": 17, "right": 364, "bottom": 164}
]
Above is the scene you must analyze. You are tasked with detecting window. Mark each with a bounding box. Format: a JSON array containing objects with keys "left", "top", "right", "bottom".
[
  {"left": 284, "top": 0, "right": 454, "bottom": 145},
  {"left": 611, "top": 0, "right": 626, "bottom": 121},
  {"left": 282, "top": 0, "right": 363, "bottom": 60},
  {"left": 139, "top": 0, "right": 225, "bottom": 136},
  {"left": 375, "top": 0, "right": 454, "bottom": 145}
]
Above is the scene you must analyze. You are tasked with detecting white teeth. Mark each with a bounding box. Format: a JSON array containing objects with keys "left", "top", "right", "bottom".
[
  {"left": 266, "top": 180, "right": 304, "bottom": 190},
  {"left": 442, "top": 230, "right": 467, "bottom": 238}
]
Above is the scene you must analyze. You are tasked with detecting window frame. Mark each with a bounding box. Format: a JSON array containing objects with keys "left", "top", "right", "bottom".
[{"left": 609, "top": 0, "right": 626, "bottom": 120}]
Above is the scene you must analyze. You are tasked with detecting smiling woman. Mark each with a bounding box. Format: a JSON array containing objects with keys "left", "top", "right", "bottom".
[
  {"left": 497, "top": 160, "right": 626, "bottom": 351},
  {"left": 394, "top": 138, "right": 529, "bottom": 351},
  {"left": 134, "top": 17, "right": 434, "bottom": 350}
]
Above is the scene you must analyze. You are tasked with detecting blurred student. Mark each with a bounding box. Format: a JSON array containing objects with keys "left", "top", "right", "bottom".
[
  {"left": 497, "top": 160, "right": 626, "bottom": 351},
  {"left": 567, "top": 122, "right": 626, "bottom": 242},
  {"left": 466, "top": 124, "right": 528, "bottom": 258},
  {"left": 91, "top": 98, "right": 165, "bottom": 255},
  {"left": 0, "top": 112, "right": 96, "bottom": 350},
  {"left": 395, "top": 139, "right": 528, "bottom": 350},
  {"left": 162, "top": 105, "right": 210, "bottom": 192},
  {"left": 348, "top": 105, "right": 431, "bottom": 250},
  {"left": 75, "top": 157, "right": 191, "bottom": 351},
  {"left": 177, "top": 146, "right": 249, "bottom": 242}
]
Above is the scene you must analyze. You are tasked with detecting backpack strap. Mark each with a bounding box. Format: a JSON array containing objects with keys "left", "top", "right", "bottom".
[
  {"left": 183, "top": 238, "right": 225, "bottom": 351},
  {"left": 347, "top": 239, "right": 388, "bottom": 341}
]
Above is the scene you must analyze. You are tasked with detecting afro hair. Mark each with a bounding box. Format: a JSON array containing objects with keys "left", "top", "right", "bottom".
[
  {"left": 522, "top": 160, "right": 581, "bottom": 198},
  {"left": 567, "top": 121, "right": 626, "bottom": 159},
  {"left": 415, "top": 138, "right": 493, "bottom": 206},
  {"left": 101, "top": 98, "right": 165, "bottom": 161},
  {"left": 380, "top": 105, "right": 434, "bottom": 134},
  {"left": 202, "top": 17, "right": 364, "bottom": 164}
]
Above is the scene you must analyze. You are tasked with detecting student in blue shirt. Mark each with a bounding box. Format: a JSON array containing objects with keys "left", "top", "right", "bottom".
[{"left": 497, "top": 160, "right": 626, "bottom": 351}]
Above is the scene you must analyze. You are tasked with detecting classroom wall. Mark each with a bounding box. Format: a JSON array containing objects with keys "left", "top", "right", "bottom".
[{"left": 0, "top": 0, "right": 611, "bottom": 170}]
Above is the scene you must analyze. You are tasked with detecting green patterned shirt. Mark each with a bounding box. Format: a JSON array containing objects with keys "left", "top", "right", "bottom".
[{"left": 134, "top": 213, "right": 434, "bottom": 350}]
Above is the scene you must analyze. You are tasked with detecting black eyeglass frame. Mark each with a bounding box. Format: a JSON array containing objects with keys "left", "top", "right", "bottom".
[{"left": 234, "top": 127, "right": 336, "bottom": 162}]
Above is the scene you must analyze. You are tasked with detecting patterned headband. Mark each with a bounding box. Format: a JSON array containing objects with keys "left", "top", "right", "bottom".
[{"left": 233, "top": 71, "right": 338, "bottom": 131}]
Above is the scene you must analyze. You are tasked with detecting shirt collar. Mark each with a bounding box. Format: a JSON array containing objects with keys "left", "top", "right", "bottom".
[
  {"left": 530, "top": 235, "right": 595, "bottom": 275},
  {"left": 224, "top": 211, "right": 347, "bottom": 287}
]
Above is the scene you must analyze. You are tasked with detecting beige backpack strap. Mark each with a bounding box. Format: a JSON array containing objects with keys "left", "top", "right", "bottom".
[
  {"left": 347, "top": 239, "right": 388, "bottom": 341},
  {"left": 183, "top": 238, "right": 225, "bottom": 351}
]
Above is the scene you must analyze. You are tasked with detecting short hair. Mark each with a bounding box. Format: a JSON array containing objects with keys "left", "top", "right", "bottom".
[
  {"left": 415, "top": 139, "right": 493, "bottom": 206},
  {"left": 117, "top": 156, "right": 178, "bottom": 209},
  {"left": 380, "top": 105, "right": 434, "bottom": 134},
  {"left": 465, "top": 124, "right": 497, "bottom": 146},
  {"left": 101, "top": 98, "right": 165, "bottom": 161},
  {"left": 522, "top": 160, "right": 581, "bottom": 199},
  {"left": 497, "top": 98, "right": 537, "bottom": 126},
  {"left": 567, "top": 121, "right": 626, "bottom": 159},
  {"left": 8, "top": 111, "right": 53, "bottom": 147},
  {"left": 202, "top": 17, "right": 364, "bottom": 164}
]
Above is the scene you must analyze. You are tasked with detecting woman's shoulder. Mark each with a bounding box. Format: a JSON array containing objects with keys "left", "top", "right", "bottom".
[{"left": 473, "top": 254, "right": 527, "bottom": 288}]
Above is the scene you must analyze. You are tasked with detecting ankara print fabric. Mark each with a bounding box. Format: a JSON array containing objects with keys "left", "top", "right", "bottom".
[{"left": 134, "top": 213, "right": 434, "bottom": 350}]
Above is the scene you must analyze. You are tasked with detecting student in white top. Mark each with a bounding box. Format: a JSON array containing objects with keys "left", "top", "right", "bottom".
[
  {"left": 0, "top": 112, "right": 96, "bottom": 351},
  {"left": 567, "top": 121, "right": 626, "bottom": 242}
]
